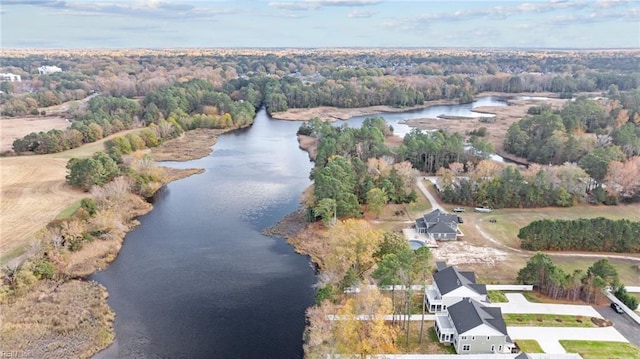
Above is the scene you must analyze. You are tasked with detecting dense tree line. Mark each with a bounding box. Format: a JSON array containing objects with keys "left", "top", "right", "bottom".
[
  {"left": 300, "top": 118, "right": 417, "bottom": 221},
  {"left": 397, "top": 128, "right": 466, "bottom": 173},
  {"left": 142, "top": 78, "right": 255, "bottom": 127},
  {"left": 12, "top": 96, "right": 141, "bottom": 154},
  {"left": 12, "top": 78, "right": 255, "bottom": 154},
  {"left": 504, "top": 96, "right": 639, "bottom": 166},
  {"left": 504, "top": 92, "right": 640, "bottom": 201},
  {"left": 517, "top": 253, "right": 619, "bottom": 304},
  {"left": 440, "top": 164, "right": 587, "bottom": 208},
  {"left": 518, "top": 218, "right": 640, "bottom": 253},
  {"left": 4, "top": 49, "right": 638, "bottom": 117}
]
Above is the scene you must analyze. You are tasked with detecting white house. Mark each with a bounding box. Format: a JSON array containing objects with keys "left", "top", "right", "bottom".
[
  {"left": 425, "top": 263, "right": 488, "bottom": 313},
  {"left": 38, "top": 65, "right": 62, "bottom": 75},
  {"left": 0, "top": 73, "right": 21, "bottom": 82},
  {"left": 434, "top": 298, "right": 516, "bottom": 355}
]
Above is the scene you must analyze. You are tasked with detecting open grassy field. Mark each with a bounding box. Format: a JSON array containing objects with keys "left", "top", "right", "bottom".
[
  {"left": 0, "top": 129, "right": 141, "bottom": 261},
  {"left": 0, "top": 116, "right": 71, "bottom": 153},
  {"left": 560, "top": 340, "right": 640, "bottom": 359}
]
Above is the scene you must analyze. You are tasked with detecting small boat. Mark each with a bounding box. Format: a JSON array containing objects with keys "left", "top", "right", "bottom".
[{"left": 474, "top": 207, "right": 493, "bottom": 213}]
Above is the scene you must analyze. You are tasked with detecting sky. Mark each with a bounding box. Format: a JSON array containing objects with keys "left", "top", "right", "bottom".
[{"left": 0, "top": 0, "right": 639, "bottom": 49}]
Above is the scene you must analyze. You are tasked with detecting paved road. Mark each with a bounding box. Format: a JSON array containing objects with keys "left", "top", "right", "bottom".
[
  {"left": 489, "top": 293, "right": 604, "bottom": 318},
  {"left": 507, "top": 326, "right": 628, "bottom": 354},
  {"left": 595, "top": 305, "right": 640, "bottom": 347}
]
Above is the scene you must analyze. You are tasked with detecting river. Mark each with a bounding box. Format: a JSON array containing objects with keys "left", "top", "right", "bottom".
[{"left": 92, "top": 97, "right": 509, "bottom": 358}]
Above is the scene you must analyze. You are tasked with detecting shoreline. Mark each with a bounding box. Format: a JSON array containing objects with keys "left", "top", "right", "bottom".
[
  {"left": 0, "top": 127, "right": 239, "bottom": 359},
  {"left": 270, "top": 99, "right": 458, "bottom": 122}
]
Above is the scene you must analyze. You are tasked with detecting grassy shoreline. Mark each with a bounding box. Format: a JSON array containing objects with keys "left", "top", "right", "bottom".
[{"left": 0, "top": 127, "right": 234, "bottom": 359}]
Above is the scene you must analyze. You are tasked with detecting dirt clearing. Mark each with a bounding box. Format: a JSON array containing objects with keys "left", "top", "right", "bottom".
[{"left": 0, "top": 116, "right": 71, "bottom": 152}]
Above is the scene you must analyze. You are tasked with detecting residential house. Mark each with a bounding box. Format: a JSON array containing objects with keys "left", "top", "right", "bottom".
[
  {"left": 38, "top": 65, "right": 62, "bottom": 75},
  {"left": 435, "top": 297, "right": 516, "bottom": 355},
  {"left": 0, "top": 73, "right": 21, "bottom": 82},
  {"left": 425, "top": 264, "right": 487, "bottom": 313},
  {"left": 414, "top": 209, "right": 459, "bottom": 241}
]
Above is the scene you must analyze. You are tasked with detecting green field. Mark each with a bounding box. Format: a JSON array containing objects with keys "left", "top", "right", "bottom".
[{"left": 560, "top": 340, "right": 640, "bottom": 359}]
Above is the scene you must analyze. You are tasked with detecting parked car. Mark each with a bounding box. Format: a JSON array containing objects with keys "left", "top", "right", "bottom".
[
  {"left": 453, "top": 207, "right": 465, "bottom": 213},
  {"left": 457, "top": 216, "right": 464, "bottom": 223},
  {"left": 611, "top": 302, "right": 624, "bottom": 314}
]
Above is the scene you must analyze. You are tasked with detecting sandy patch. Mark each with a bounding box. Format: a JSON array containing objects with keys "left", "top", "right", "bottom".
[
  {"left": 0, "top": 116, "right": 71, "bottom": 152},
  {"left": 431, "top": 240, "right": 508, "bottom": 266}
]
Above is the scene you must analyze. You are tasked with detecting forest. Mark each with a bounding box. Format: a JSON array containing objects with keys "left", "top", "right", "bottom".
[
  {"left": 518, "top": 217, "right": 640, "bottom": 253},
  {"left": 3, "top": 49, "right": 640, "bottom": 117},
  {"left": 3, "top": 49, "right": 640, "bottom": 205}
]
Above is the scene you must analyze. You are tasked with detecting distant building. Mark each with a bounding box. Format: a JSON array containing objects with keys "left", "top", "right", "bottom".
[
  {"left": 0, "top": 73, "right": 21, "bottom": 82},
  {"left": 38, "top": 65, "right": 62, "bottom": 75}
]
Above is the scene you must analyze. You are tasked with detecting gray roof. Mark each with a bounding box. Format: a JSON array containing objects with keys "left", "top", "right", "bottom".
[
  {"left": 422, "top": 209, "right": 459, "bottom": 224},
  {"left": 436, "top": 261, "right": 448, "bottom": 272},
  {"left": 448, "top": 298, "right": 509, "bottom": 336},
  {"left": 515, "top": 353, "right": 532, "bottom": 359},
  {"left": 415, "top": 209, "right": 458, "bottom": 234},
  {"left": 433, "top": 266, "right": 487, "bottom": 296}
]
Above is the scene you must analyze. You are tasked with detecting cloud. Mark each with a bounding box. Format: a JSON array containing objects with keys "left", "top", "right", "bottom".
[
  {"left": 269, "top": 0, "right": 381, "bottom": 11},
  {"left": 3, "top": 0, "right": 237, "bottom": 19},
  {"left": 348, "top": 9, "right": 374, "bottom": 18},
  {"left": 594, "top": 0, "right": 633, "bottom": 8}
]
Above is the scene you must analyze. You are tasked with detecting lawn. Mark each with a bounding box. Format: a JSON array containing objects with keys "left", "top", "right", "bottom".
[
  {"left": 504, "top": 313, "right": 597, "bottom": 328},
  {"left": 488, "top": 290, "right": 508, "bottom": 303},
  {"left": 479, "top": 204, "right": 640, "bottom": 251},
  {"left": 395, "top": 326, "right": 456, "bottom": 354},
  {"left": 560, "top": 340, "right": 640, "bottom": 359},
  {"left": 515, "top": 340, "right": 544, "bottom": 353}
]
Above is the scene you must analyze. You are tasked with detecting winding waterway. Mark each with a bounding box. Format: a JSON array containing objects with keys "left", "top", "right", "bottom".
[{"left": 92, "top": 97, "right": 509, "bottom": 358}]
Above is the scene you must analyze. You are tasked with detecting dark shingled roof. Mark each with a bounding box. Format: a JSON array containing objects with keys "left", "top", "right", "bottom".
[
  {"left": 415, "top": 209, "right": 458, "bottom": 234},
  {"left": 422, "top": 209, "right": 459, "bottom": 225},
  {"left": 433, "top": 266, "right": 487, "bottom": 296},
  {"left": 448, "top": 298, "right": 509, "bottom": 336}
]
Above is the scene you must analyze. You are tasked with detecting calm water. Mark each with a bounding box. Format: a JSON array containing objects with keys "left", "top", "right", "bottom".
[
  {"left": 92, "top": 109, "right": 317, "bottom": 358},
  {"left": 346, "top": 96, "right": 507, "bottom": 137},
  {"left": 92, "top": 97, "right": 509, "bottom": 358}
]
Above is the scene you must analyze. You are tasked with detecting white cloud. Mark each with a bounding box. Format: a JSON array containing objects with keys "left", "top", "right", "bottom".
[
  {"left": 269, "top": 0, "right": 381, "bottom": 11},
  {"left": 348, "top": 9, "right": 375, "bottom": 18}
]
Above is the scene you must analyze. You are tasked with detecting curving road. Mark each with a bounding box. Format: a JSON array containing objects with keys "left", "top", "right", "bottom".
[{"left": 415, "top": 176, "right": 640, "bottom": 264}]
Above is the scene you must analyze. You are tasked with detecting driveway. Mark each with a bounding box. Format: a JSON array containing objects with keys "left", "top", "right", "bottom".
[
  {"left": 595, "top": 305, "right": 640, "bottom": 347},
  {"left": 489, "top": 293, "right": 603, "bottom": 318},
  {"left": 416, "top": 177, "right": 444, "bottom": 212},
  {"left": 507, "top": 326, "right": 628, "bottom": 354}
]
